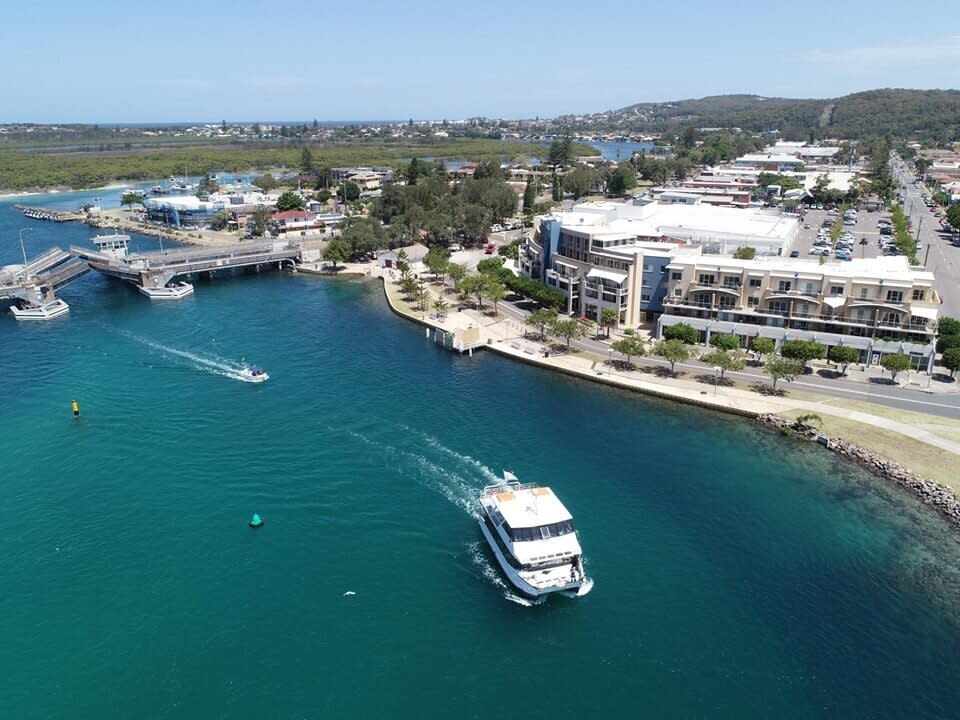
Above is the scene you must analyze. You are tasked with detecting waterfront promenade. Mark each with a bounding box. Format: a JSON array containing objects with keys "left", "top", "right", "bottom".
[{"left": 351, "top": 259, "right": 960, "bottom": 496}]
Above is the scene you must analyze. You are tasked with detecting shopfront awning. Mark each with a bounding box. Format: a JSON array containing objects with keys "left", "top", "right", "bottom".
[
  {"left": 909, "top": 306, "right": 939, "bottom": 320},
  {"left": 586, "top": 268, "right": 627, "bottom": 284}
]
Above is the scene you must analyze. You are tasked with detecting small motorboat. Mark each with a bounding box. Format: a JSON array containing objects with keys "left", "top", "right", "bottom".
[{"left": 238, "top": 365, "right": 269, "bottom": 383}]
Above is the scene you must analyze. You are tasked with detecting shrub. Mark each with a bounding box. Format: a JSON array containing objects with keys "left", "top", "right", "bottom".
[{"left": 663, "top": 323, "right": 699, "bottom": 344}]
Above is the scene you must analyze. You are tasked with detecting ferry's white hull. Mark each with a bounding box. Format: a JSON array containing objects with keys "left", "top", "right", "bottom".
[
  {"left": 138, "top": 282, "right": 194, "bottom": 300},
  {"left": 9, "top": 298, "right": 70, "bottom": 320},
  {"left": 479, "top": 518, "right": 591, "bottom": 600}
]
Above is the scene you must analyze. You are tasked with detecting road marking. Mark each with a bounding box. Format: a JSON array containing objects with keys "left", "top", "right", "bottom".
[{"left": 792, "top": 381, "right": 960, "bottom": 410}]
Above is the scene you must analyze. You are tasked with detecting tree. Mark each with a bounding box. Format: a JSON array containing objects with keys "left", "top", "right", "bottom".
[
  {"left": 459, "top": 274, "right": 489, "bottom": 309},
  {"left": 780, "top": 340, "right": 825, "bottom": 370},
  {"left": 947, "top": 204, "right": 960, "bottom": 232},
  {"left": 120, "top": 191, "right": 143, "bottom": 210},
  {"left": 765, "top": 357, "right": 804, "bottom": 391},
  {"left": 700, "top": 349, "right": 745, "bottom": 380},
  {"left": 562, "top": 165, "right": 599, "bottom": 199},
  {"left": 340, "top": 216, "right": 386, "bottom": 258},
  {"left": 275, "top": 191, "right": 305, "bottom": 212},
  {"left": 654, "top": 339, "right": 691, "bottom": 374},
  {"left": 486, "top": 279, "right": 507, "bottom": 315},
  {"left": 600, "top": 307, "right": 619, "bottom": 337},
  {"left": 750, "top": 336, "right": 776, "bottom": 361},
  {"left": 423, "top": 246, "right": 451, "bottom": 281},
  {"left": 323, "top": 236, "right": 351, "bottom": 269},
  {"left": 552, "top": 318, "right": 588, "bottom": 349},
  {"left": 523, "top": 182, "right": 536, "bottom": 213},
  {"left": 663, "top": 323, "right": 699, "bottom": 344},
  {"left": 881, "top": 353, "right": 912, "bottom": 383},
  {"left": 938, "top": 317, "right": 960, "bottom": 336},
  {"left": 447, "top": 262, "right": 467, "bottom": 290},
  {"left": 611, "top": 337, "right": 645, "bottom": 366},
  {"left": 432, "top": 296, "right": 449, "bottom": 320},
  {"left": 941, "top": 347, "right": 960, "bottom": 378},
  {"left": 342, "top": 181, "right": 360, "bottom": 202},
  {"left": 606, "top": 163, "right": 637, "bottom": 196},
  {"left": 527, "top": 308, "right": 558, "bottom": 339},
  {"left": 249, "top": 206, "right": 272, "bottom": 237},
  {"left": 828, "top": 345, "right": 860, "bottom": 376},
  {"left": 300, "top": 145, "right": 315, "bottom": 174},
  {"left": 936, "top": 334, "right": 960, "bottom": 353},
  {"left": 710, "top": 333, "right": 741, "bottom": 351},
  {"left": 733, "top": 246, "right": 756, "bottom": 260},
  {"left": 252, "top": 174, "right": 277, "bottom": 191},
  {"left": 207, "top": 210, "right": 229, "bottom": 231},
  {"left": 401, "top": 275, "right": 419, "bottom": 300}
]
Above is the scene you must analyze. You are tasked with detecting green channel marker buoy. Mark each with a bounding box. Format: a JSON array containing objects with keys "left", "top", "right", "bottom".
[{"left": 249, "top": 513, "right": 263, "bottom": 528}]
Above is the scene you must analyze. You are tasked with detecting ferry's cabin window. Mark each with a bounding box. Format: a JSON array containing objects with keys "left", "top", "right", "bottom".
[{"left": 506, "top": 520, "right": 575, "bottom": 542}]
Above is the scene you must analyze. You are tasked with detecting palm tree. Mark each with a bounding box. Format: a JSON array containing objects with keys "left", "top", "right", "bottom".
[{"left": 433, "top": 297, "right": 449, "bottom": 320}]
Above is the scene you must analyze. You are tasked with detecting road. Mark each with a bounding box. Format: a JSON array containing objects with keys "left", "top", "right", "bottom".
[
  {"left": 495, "top": 298, "right": 960, "bottom": 420},
  {"left": 891, "top": 155, "right": 960, "bottom": 318}
]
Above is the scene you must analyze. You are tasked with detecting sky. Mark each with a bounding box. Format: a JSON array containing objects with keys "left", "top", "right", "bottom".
[{"left": 3, "top": 0, "right": 958, "bottom": 123}]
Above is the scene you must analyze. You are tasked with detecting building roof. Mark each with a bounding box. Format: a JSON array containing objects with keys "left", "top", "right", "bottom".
[
  {"left": 666, "top": 254, "right": 936, "bottom": 284},
  {"left": 737, "top": 153, "right": 806, "bottom": 164},
  {"left": 552, "top": 201, "right": 798, "bottom": 245},
  {"left": 273, "top": 210, "right": 315, "bottom": 221}
]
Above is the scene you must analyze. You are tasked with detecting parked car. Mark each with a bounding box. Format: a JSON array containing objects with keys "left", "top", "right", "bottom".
[{"left": 789, "top": 250, "right": 800, "bottom": 257}]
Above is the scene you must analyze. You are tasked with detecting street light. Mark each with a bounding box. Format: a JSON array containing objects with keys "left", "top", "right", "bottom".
[
  {"left": 18, "top": 227, "right": 33, "bottom": 268},
  {"left": 713, "top": 365, "right": 721, "bottom": 395}
]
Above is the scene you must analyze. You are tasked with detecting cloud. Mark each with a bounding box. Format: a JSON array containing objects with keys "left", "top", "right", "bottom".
[{"left": 803, "top": 36, "right": 960, "bottom": 69}]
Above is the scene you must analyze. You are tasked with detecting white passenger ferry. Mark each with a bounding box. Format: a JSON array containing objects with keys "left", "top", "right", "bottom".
[{"left": 478, "top": 472, "right": 593, "bottom": 601}]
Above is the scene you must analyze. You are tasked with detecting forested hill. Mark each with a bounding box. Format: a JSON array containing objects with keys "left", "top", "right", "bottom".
[{"left": 567, "top": 89, "right": 960, "bottom": 141}]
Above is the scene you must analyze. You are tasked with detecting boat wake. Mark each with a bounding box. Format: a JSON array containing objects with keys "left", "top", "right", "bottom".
[
  {"left": 466, "top": 541, "right": 544, "bottom": 607},
  {"left": 122, "top": 332, "right": 254, "bottom": 382},
  {"left": 343, "top": 428, "right": 483, "bottom": 519},
  {"left": 342, "top": 425, "right": 544, "bottom": 606}
]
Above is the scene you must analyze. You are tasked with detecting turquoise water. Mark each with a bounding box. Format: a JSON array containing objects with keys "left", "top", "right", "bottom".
[{"left": 4, "top": 196, "right": 960, "bottom": 718}]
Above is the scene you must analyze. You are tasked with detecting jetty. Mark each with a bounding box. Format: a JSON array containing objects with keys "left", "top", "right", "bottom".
[
  {"left": 15, "top": 205, "right": 87, "bottom": 223},
  {"left": 71, "top": 232, "right": 302, "bottom": 291},
  {"left": 0, "top": 247, "right": 90, "bottom": 306}
]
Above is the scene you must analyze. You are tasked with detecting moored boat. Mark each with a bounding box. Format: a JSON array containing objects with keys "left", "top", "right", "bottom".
[
  {"left": 478, "top": 472, "right": 593, "bottom": 601},
  {"left": 9, "top": 297, "right": 70, "bottom": 321},
  {"left": 138, "top": 281, "right": 194, "bottom": 300}
]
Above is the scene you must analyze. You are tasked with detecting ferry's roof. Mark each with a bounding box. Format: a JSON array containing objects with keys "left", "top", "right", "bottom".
[{"left": 492, "top": 486, "right": 572, "bottom": 528}]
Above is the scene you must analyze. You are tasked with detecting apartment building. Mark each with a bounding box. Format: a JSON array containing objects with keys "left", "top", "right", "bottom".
[
  {"left": 658, "top": 255, "right": 940, "bottom": 369},
  {"left": 523, "top": 200, "right": 797, "bottom": 325}
]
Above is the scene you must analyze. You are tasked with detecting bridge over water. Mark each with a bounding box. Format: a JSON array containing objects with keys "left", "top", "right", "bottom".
[
  {"left": 71, "top": 233, "right": 302, "bottom": 291},
  {"left": 0, "top": 247, "right": 90, "bottom": 305}
]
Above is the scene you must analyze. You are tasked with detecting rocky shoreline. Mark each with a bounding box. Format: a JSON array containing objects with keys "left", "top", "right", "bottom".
[{"left": 757, "top": 414, "right": 960, "bottom": 526}]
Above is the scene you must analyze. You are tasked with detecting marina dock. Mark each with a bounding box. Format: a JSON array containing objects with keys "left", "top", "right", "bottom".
[{"left": 15, "top": 205, "right": 87, "bottom": 223}]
